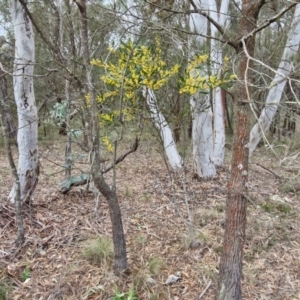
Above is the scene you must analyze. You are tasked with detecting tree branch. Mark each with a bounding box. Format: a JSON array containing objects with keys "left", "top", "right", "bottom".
[{"left": 103, "top": 137, "right": 139, "bottom": 173}]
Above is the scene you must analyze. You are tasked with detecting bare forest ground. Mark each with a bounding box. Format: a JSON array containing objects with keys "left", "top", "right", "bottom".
[{"left": 1, "top": 133, "right": 300, "bottom": 300}]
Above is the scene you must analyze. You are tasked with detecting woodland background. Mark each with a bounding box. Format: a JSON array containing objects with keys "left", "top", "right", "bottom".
[{"left": 1, "top": 1, "right": 300, "bottom": 299}]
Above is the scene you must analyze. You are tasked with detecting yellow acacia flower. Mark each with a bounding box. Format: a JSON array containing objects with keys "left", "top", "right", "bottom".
[{"left": 102, "top": 136, "right": 113, "bottom": 153}]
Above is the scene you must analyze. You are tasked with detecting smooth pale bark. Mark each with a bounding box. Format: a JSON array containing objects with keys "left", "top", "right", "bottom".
[
  {"left": 249, "top": 4, "right": 300, "bottom": 155},
  {"left": 210, "top": 0, "right": 230, "bottom": 166},
  {"left": 126, "top": 1, "right": 182, "bottom": 171},
  {"left": 143, "top": 87, "right": 183, "bottom": 170},
  {"left": 190, "top": 94, "right": 216, "bottom": 178},
  {"left": 9, "top": 0, "right": 39, "bottom": 203},
  {"left": 190, "top": 0, "right": 216, "bottom": 178}
]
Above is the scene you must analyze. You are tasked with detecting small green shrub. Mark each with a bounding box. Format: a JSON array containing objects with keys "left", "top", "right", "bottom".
[
  {"left": 20, "top": 268, "right": 31, "bottom": 282},
  {"left": 111, "top": 288, "right": 137, "bottom": 300},
  {"left": 83, "top": 237, "right": 113, "bottom": 265},
  {"left": 262, "top": 202, "right": 291, "bottom": 214}
]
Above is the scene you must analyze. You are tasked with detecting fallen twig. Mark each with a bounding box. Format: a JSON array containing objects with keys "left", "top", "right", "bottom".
[
  {"left": 253, "top": 163, "right": 281, "bottom": 179},
  {"left": 199, "top": 280, "right": 212, "bottom": 299}
]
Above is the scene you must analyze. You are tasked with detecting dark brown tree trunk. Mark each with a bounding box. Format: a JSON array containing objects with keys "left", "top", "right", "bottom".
[
  {"left": 0, "top": 76, "right": 24, "bottom": 245},
  {"left": 218, "top": 1, "right": 265, "bottom": 299},
  {"left": 94, "top": 176, "right": 130, "bottom": 276},
  {"left": 0, "top": 69, "right": 18, "bottom": 146},
  {"left": 74, "top": 0, "right": 129, "bottom": 276}
]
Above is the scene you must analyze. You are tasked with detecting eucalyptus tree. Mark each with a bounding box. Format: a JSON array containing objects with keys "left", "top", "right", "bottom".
[
  {"left": 9, "top": 0, "right": 39, "bottom": 204},
  {"left": 249, "top": 3, "right": 300, "bottom": 154},
  {"left": 189, "top": 0, "right": 216, "bottom": 178}
]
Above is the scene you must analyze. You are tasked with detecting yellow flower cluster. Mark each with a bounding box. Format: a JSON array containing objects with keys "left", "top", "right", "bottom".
[
  {"left": 91, "top": 38, "right": 179, "bottom": 126},
  {"left": 180, "top": 54, "right": 236, "bottom": 95},
  {"left": 102, "top": 136, "right": 113, "bottom": 153},
  {"left": 92, "top": 38, "right": 179, "bottom": 98}
]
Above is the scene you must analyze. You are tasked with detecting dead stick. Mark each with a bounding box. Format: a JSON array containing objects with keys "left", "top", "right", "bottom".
[
  {"left": 253, "top": 163, "right": 281, "bottom": 179},
  {"left": 199, "top": 280, "right": 212, "bottom": 299}
]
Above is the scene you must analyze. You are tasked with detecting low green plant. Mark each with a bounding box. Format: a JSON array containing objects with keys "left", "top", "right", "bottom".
[
  {"left": 147, "top": 256, "right": 164, "bottom": 275},
  {"left": 0, "top": 284, "right": 8, "bottom": 300},
  {"left": 20, "top": 268, "right": 31, "bottom": 282},
  {"left": 83, "top": 237, "right": 113, "bottom": 265},
  {"left": 125, "top": 186, "right": 132, "bottom": 197},
  {"left": 111, "top": 288, "right": 137, "bottom": 300},
  {"left": 262, "top": 202, "right": 291, "bottom": 214}
]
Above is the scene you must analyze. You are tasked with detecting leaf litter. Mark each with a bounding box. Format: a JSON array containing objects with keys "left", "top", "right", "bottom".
[{"left": 0, "top": 140, "right": 300, "bottom": 299}]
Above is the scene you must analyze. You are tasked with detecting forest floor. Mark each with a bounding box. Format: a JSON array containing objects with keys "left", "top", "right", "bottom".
[{"left": 1, "top": 134, "right": 300, "bottom": 300}]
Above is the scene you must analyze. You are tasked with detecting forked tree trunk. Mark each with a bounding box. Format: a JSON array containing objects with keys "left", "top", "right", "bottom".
[
  {"left": 9, "top": 0, "right": 39, "bottom": 203},
  {"left": 218, "top": 0, "right": 265, "bottom": 299},
  {"left": 74, "top": 0, "right": 129, "bottom": 276},
  {"left": 249, "top": 3, "right": 300, "bottom": 155}
]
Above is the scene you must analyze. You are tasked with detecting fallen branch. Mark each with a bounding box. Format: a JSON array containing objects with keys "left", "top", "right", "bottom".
[
  {"left": 253, "top": 163, "right": 281, "bottom": 179},
  {"left": 59, "top": 137, "right": 139, "bottom": 193},
  {"left": 199, "top": 280, "right": 211, "bottom": 299}
]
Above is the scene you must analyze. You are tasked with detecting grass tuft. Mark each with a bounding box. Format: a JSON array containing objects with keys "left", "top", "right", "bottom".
[
  {"left": 82, "top": 237, "right": 113, "bottom": 265},
  {"left": 147, "top": 256, "right": 164, "bottom": 275}
]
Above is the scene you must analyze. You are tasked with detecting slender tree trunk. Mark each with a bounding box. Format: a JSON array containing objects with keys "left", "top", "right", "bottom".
[
  {"left": 249, "top": 3, "right": 300, "bottom": 155},
  {"left": 210, "top": 0, "right": 230, "bottom": 167},
  {"left": 143, "top": 87, "right": 183, "bottom": 170},
  {"left": 0, "top": 94, "right": 24, "bottom": 245},
  {"left": 74, "top": 0, "right": 129, "bottom": 276},
  {"left": 218, "top": 1, "right": 265, "bottom": 299},
  {"left": 0, "top": 69, "right": 18, "bottom": 146},
  {"left": 9, "top": 0, "right": 39, "bottom": 204},
  {"left": 65, "top": 80, "right": 72, "bottom": 179}
]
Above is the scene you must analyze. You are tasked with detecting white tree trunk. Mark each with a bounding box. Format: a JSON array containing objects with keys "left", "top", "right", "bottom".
[
  {"left": 191, "top": 94, "right": 216, "bottom": 178},
  {"left": 143, "top": 87, "right": 183, "bottom": 170},
  {"left": 211, "top": 42, "right": 225, "bottom": 167},
  {"left": 210, "top": 0, "right": 229, "bottom": 166},
  {"left": 249, "top": 4, "right": 300, "bottom": 155},
  {"left": 126, "top": 2, "right": 182, "bottom": 170},
  {"left": 189, "top": 0, "right": 216, "bottom": 178},
  {"left": 9, "top": 0, "right": 39, "bottom": 203}
]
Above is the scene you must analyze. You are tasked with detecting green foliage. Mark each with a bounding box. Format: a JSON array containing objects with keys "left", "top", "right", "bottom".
[
  {"left": 0, "top": 284, "right": 8, "bottom": 300},
  {"left": 20, "top": 268, "right": 31, "bottom": 282},
  {"left": 83, "top": 237, "right": 114, "bottom": 265},
  {"left": 262, "top": 202, "right": 291, "bottom": 215},
  {"left": 111, "top": 288, "right": 137, "bottom": 300},
  {"left": 50, "top": 101, "right": 67, "bottom": 126}
]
